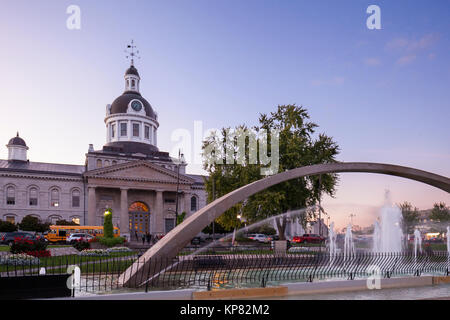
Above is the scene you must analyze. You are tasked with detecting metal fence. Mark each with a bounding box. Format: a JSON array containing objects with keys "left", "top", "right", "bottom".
[{"left": 1, "top": 251, "right": 449, "bottom": 297}]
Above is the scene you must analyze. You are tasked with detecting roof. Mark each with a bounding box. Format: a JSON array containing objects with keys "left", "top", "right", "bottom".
[
  {"left": 125, "top": 65, "right": 140, "bottom": 77},
  {"left": 0, "top": 159, "right": 84, "bottom": 176},
  {"left": 8, "top": 135, "right": 27, "bottom": 147},
  {"left": 186, "top": 174, "right": 207, "bottom": 185},
  {"left": 109, "top": 92, "right": 156, "bottom": 119}
]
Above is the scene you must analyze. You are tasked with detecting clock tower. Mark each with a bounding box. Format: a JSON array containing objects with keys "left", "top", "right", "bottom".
[{"left": 103, "top": 41, "right": 159, "bottom": 154}]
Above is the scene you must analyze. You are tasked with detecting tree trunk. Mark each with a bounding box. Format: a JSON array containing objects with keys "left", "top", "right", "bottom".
[{"left": 275, "top": 216, "right": 287, "bottom": 240}]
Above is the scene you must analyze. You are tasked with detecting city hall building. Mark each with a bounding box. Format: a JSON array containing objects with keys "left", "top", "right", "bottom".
[{"left": 0, "top": 61, "right": 207, "bottom": 239}]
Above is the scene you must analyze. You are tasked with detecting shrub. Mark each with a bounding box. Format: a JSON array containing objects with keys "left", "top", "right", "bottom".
[
  {"left": 103, "top": 208, "right": 114, "bottom": 238},
  {"left": 10, "top": 237, "right": 48, "bottom": 254},
  {"left": 0, "top": 220, "right": 18, "bottom": 232},
  {"left": 18, "top": 215, "right": 50, "bottom": 233},
  {"left": 72, "top": 239, "right": 90, "bottom": 251},
  {"left": 98, "top": 236, "right": 125, "bottom": 247}
]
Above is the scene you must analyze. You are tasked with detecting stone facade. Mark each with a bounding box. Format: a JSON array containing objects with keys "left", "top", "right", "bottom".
[{"left": 0, "top": 59, "right": 207, "bottom": 238}]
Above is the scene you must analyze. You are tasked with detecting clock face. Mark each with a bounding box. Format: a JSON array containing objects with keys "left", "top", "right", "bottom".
[{"left": 131, "top": 100, "right": 143, "bottom": 112}]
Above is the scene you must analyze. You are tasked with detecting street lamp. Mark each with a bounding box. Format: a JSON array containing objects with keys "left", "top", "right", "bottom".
[{"left": 175, "top": 150, "right": 185, "bottom": 226}]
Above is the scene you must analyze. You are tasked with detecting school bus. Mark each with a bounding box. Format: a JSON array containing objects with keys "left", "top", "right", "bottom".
[{"left": 45, "top": 225, "right": 120, "bottom": 243}]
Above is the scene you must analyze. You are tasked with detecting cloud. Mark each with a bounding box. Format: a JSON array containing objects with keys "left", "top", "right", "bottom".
[
  {"left": 363, "top": 57, "right": 382, "bottom": 66},
  {"left": 396, "top": 54, "right": 417, "bottom": 65},
  {"left": 311, "top": 76, "right": 345, "bottom": 87},
  {"left": 386, "top": 33, "right": 439, "bottom": 52},
  {"left": 386, "top": 33, "right": 439, "bottom": 66}
]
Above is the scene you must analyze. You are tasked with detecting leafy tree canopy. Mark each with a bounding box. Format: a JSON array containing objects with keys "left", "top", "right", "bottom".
[
  {"left": 429, "top": 202, "right": 449, "bottom": 222},
  {"left": 202, "top": 105, "right": 339, "bottom": 239},
  {"left": 18, "top": 215, "right": 50, "bottom": 233}
]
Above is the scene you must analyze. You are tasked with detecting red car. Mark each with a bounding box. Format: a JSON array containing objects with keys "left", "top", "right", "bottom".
[{"left": 292, "top": 234, "right": 326, "bottom": 244}]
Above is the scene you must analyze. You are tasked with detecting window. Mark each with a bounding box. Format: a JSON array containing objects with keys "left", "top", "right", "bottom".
[
  {"left": 133, "top": 123, "right": 140, "bottom": 137},
  {"left": 72, "top": 190, "right": 80, "bottom": 207},
  {"left": 145, "top": 125, "right": 150, "bottom": 139},
  {"left": 6, "top": 186, "right": 15, "bottom": 205},
  {"left": 5, "top": 216, "right": 15, "bottom": 224},
  {"left": 111, "top": 124, "right": 116, "bottom": 138},
  {"left": 104, "top": 160, "right": 110, "bottom": 167},
  {"left": 120, "top": 122, "right": 127, "bottom": 136},
  {"left": 29, "top": 187, "right": 38, "bottom": 206},
  {"left": 96, "top": 159, "right": 102, "bottom": 168},
  {"left": 51, "top": 188, "right": 59, "bottom": 207},
  {"left": 131, "top": 79, "right": 135, "bottom": 87},
  {"left": 112, "top": 160, "right": 117, "bottom": 165},
  {"left": 165, "top": 219, "right": 175, "bottom": 233},
  {"left": 164, "top": 199, "right": 175, "bottom": 204},
  {"left": 191, "top": 196, "right": 198, "bottom": 212}
]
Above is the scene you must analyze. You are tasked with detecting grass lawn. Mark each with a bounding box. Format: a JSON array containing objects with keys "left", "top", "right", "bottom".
[
  {"left": 0, "top": 245, "right": 10, "bottom": 252},
  {"left": 0, "top": 251, "right": 137, "bottom": 273}
]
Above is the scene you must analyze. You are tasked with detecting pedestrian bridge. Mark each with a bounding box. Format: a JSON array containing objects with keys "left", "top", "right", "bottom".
[{"left": 119, "top": 162, "right": 450, "bottom": 287}]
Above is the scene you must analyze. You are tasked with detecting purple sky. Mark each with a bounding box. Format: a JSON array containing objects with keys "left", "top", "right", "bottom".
[{"left": 0, "top": 0, "right": 449, "bottom": 229}]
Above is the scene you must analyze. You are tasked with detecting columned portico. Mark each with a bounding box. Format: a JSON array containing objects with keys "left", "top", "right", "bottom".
[
  {"left": 87, "top": 186, "right": 96, "bottom": 225},
  {"left": 184, "top": 192, "right": 191, "bottom": 217},
  {"left": 120, "top": 188, "right": 129, "bottom": 236},
  {"left": 83, "top": 160, "right": 199, "bottom": 238},
  {"left": 154, "top": 190, "right": 164, "bottom": 234}
]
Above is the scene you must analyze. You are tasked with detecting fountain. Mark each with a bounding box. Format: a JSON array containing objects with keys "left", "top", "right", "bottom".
[
  {"left": 372, "top": 191, "right": 404, "bottom": 253},
  {"left": 328, "top": 222, "right": 337, "bottom": 256},
  {"left": 413, "top": 228, "right": 422, "bottom": 259},
  {"left": 344, "top": 223, "right": 355, "bottom": 260},
  {"left": 447, "top": 226, "right": 450, "bottom": 255},
  {"left": 373, "top": 220, "right": 381, "bottom": 252}
]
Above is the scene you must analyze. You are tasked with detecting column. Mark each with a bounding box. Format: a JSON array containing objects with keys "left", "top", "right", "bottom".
[
  {"left": 87, "top": 187, "right": 96, "bottom": 225},
  {"left": 184, "top": 192, "right": 191, "bottom": 217},
  {"left": 154, "top": 190, "right": 164, "bottom": 234},
  {"left": 120, "top": 188, "right": 129, "bottom": 237}
]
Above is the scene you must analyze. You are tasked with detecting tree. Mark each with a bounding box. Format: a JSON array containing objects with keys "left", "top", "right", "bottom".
[
  {"left": 399, "top": 202, "right": 420, "bottom": 234},
  {"left": 0, "top": 220, "right": 18, "bottom": 232},
  {"left": 429, "top": 202, "right": 449, "bottom": 222},
  {"left": 202, "top": 105, "right": 339, "bottom": 239},
  {"left": 55, "top": 219, "right": 79, "bottom": 226},
  {"left": 103, "top": 208, "right": 114, "bottom": 238},
  {"left": 18, "top": 215, "right": 50, "bottom": 233},
  {"left": 177, "top": 212, "right": 186, "bottom": 226}
]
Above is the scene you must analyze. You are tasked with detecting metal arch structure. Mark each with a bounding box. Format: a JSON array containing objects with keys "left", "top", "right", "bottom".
[{"left": 119, "top": 162, "right": 450, "bottom": 287}]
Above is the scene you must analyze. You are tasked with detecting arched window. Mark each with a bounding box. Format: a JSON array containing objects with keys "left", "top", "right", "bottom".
[
  {"left": 191, "top": 196, "right": 198, "bottom": 212},
  {"left": 72, "top": 190, "right": 80, "bottom": 207},
  {"left": 96, "top": 159, "right": 102, "bottom": 168},
  {"left": 6, "top": 186, "right": 15, "bottom": 205},
  {"left": 112, "top": 160, "right": 117, "bottom": 165},
  {"left": 50, "top": 188, "right": 60, "bottom": 207},
  {"left": 104, "top": 160, "right": 110, "bottom": 167},
  {"left": 131, "top": 79, "right": 135, "bottom": 87},
  {"left": 29, "top": 187, "right": 38, "bottom": 206}
]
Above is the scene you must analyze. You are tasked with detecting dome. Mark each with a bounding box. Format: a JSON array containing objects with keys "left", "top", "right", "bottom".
[
  {"left": 8, "top": 133, "right": 26, "bottom": 147},
  {"left": 109, "top": 92, "right": 157, "bottom": 120},
  {"left": 125, "top": 65, "right": 140, "bottom": 77}
]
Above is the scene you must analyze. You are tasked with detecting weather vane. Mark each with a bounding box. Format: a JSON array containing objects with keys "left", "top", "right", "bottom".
[{"left": 125, "top": 40, "right": 140, "bottom": 66}]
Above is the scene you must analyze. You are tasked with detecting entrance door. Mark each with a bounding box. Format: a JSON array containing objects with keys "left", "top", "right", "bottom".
[{"left": 128, "top": 202, "right": 150, "bottom": 241}]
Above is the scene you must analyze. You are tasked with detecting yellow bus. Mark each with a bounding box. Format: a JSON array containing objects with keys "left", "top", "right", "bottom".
[{"left": 45, "top": 225, "right": 120, "bottom": 243}]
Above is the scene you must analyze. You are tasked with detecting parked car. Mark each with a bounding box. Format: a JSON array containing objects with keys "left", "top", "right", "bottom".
[
  {"left": 191, "top": 236, "right": 205, "bottom": 245},
  {"left": 66, "top": 233, "right": 93, "bottom": 244},
  {"left": 247, "top": 233, "right": 271, "bottom": 243},
  {"left": 292, "top": 233, "right": 326, "bottom": 244},
  {"left": 1, "top": 232, "right": 38, "bottom": 246}
]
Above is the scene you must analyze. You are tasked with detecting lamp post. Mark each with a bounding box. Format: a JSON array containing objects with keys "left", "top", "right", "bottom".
[{"left": 175, "top": 150, "right": 185, "bottom": 226}]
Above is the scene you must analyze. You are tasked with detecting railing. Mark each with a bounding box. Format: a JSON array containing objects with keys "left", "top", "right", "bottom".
[{"left": 1, "top": 251, "right": 448, "bottom": 297}]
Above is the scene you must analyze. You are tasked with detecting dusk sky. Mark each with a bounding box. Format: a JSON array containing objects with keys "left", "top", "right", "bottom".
[{"left": 0, "top": 0, "right": 449, "bottom": 230}]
